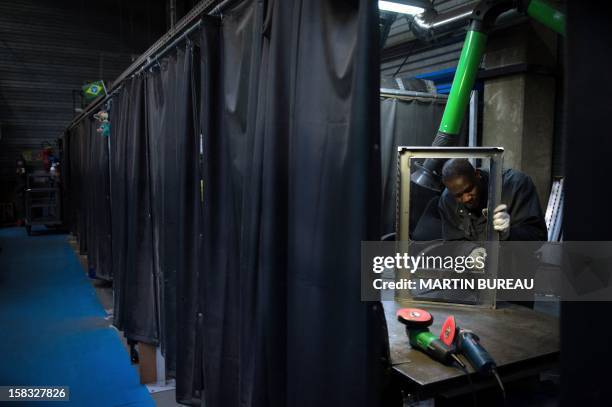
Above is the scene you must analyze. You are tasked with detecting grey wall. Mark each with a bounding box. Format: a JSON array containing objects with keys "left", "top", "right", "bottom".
[
  {"left": 0, "top": 0, "right": 167, "bottom": 198},
  {"left": 482, "top": 21, "right": 558, "bottom": 208}
]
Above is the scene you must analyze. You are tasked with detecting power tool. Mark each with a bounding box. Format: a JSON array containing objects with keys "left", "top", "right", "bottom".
[
  {"left": 440, "top": 315, "right": 506, "bottom": 397},
  {"left": 440, "top": 315, "right": 495, "bottom": 374},
  {"left": 397, "top": 308, "right": 465, "bottom": 368}
]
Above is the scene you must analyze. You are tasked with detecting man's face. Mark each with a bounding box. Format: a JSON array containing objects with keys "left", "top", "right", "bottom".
[{"left": 444, "top": 172, "right": 483, "bottom": 210}]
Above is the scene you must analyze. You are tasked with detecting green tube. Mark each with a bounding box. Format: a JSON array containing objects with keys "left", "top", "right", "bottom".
[
  {"left": 527, "top": 0, "right": 566, "bottom": 36},
  {"left": 438, "top": 30, "right": 488, "bottom": 135}
]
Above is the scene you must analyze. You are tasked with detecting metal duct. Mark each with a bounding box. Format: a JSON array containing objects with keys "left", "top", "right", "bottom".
[{"left": 407, "top": 3, "right": 475, "bottom": 40}]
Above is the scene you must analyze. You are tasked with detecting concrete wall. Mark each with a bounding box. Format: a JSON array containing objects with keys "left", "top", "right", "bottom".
[{"left": 482, "top": 22, "right": 558, "bottom": 209}]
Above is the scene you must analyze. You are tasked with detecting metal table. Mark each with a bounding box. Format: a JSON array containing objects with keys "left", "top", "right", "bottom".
[{"left": 385, "top": 300, "right": 559, "bottom": 399}]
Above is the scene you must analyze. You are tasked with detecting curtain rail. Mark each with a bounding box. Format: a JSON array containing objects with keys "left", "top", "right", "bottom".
[{"left": 65, "top": 0, "right": 227, "bottom": 132}]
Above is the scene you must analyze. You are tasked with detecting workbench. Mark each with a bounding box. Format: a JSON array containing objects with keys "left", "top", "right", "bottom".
[{"left": 385, "top": 300, "right": 559, "bottom": 400}]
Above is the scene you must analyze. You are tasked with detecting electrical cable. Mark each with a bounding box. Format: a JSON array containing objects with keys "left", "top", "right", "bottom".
[{"left": 492, "top": 368, "right": 506, "bottom": 405}]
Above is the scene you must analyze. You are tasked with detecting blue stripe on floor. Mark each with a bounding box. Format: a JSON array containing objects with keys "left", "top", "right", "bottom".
[{"left": 0, "top": 227, "right": 154, "bottom": 407}]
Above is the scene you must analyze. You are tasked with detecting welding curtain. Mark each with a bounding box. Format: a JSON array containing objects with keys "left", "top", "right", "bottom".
[
  {"left": 85, "top": 119, "right": 113, "bottom": 280},
  {"left": 64, "top": 117, "right": 111, "bottom": 279},
  {"left": 68, "top": 120, "right": 89, "bottom": 254},
  {"left": 146, "top": 44, "right": 200, "bottom": 379},
  {"left": 175, "top": 1, "right": 387, "bottom": 406},
  {"left": 109, "top": 76, "right": 158, "bottom": 344},
  {"left": 380, "top": 97, "right": 448, "bottom": 235}
]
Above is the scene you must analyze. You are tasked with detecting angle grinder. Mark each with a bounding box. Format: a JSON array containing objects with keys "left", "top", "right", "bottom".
[{"left": 397, "top": 308, "right": 465, "bottom": 368}]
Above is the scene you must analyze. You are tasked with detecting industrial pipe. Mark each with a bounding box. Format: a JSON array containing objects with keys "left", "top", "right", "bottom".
[
  {"left": 526, "top": 0, "right": 565, "bottom": 35},
  {"left": 408, "top": 4, "right": 474, "bottom": 41},
  {"left": 411, "top": 0, "right": 566, "bottom": 191},
  {"left": 410, "top": 26, "right": 488, "bottom": 191}
]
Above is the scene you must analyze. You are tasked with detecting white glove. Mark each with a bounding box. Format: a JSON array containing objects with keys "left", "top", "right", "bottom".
[
  {"left": 493, "top": 204, "right": 510, "bottom": 238},
  {"left": 467, "top": 247, "right": 487, "bottom": 271}
]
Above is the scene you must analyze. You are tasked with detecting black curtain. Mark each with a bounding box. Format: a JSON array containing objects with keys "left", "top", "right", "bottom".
[
  {"left": 109, "top": 88, "right": 129, "bottom": 332},
  {"left": 94, "top": 126, "right": 113, "bottom": 280},
  {"left": 183, "top": 1, "right": 386, "bottom": 406},
  {"left": 380, "top": 97, "right": 447, "bottom": 235},
  {"left": 61, "top": 131, "right": 73, "bottom": 233},
  {"left": 123, "top": 75, "right": 158, "bottom": 344},
  {"left": 74, "top": 120, "right": 89, "bottom": 254},
  {"left": 83, "top": 118, "right": 113, "bottom": 280},
  {"left": 173, "top": 19, "right": 219, "bottom": 404},
  {"left": 281, "top": 2, "right": 384, "bottom": 406},
  {"left": 146, "top": 42, "right": 200, "bottom": 381},
  {"left": 109, "top": 77, "right": 159, "bottom": 344},
  {"left": 85, "top": 120, "right": 95, "bottom": 274}
]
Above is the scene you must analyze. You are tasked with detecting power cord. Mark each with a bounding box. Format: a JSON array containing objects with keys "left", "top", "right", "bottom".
[{"left": 492, "top": 368, "right": 507, "bottom": 405}]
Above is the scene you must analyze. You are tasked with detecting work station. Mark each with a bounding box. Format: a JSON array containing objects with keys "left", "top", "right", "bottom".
[{"left": 0, "top": 0, "right": 610, "bottom": 406}]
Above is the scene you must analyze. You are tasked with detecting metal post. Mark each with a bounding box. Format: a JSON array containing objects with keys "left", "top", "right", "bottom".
[{"left": 468, "top": 90, "right": 478, "bottom": 168}]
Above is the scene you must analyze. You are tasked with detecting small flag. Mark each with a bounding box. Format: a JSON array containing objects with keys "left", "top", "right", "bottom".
[{"left": 82, "top": 80, "right": 106, "bottom": 100}]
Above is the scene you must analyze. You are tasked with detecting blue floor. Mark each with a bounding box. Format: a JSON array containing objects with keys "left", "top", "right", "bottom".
[{"left": 0, "top": 227, "right": 154, "bottom": 406}]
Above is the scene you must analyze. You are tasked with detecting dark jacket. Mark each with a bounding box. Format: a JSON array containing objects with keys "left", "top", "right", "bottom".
[{"left": 438, "top": 169, "right": 547, "bottom": 241}]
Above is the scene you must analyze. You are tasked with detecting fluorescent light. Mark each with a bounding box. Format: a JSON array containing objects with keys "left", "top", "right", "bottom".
[
  {"left": 379, "top": 1, "right": 425, "bottom": 15},
  {"left": 432, "top": 11, "right": 472, "bottom": 27}
]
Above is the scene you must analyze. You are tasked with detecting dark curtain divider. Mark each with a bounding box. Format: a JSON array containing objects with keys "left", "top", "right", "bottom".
[
  {"left": 182, "top": 1, "right": 387, "bottom": 406},
  {"left": 109, "top": 78, "right": 159, "bottom": 343},
  {"left": 173, "top": 18, "right": 220, "bottom": 405},
  {"left": 61, "top": 131, "right": 73, "bottom": 233},
  {"left": 380, "top": 97, "right": 449, "bottom": 235},
  {"left": 87, "top": 119, "right": 113, "bottom": 280},
  {"left": 195, "top": 3, "right": 257, "bottom": 406},
  {"left": 75, "top": 120, "right": 88, "bottom": 254},
  {"left": 283, "top": 2, "right": 385, "bottom": 406},
  {"left": 146, "top": 43, "right": 200, "bottom": 381},
  {"left": 122, "top": 75, "right": 158, "bottom": 344},
  {"left": 109, "top": 88, "right": 129, "bottom": 332},
  {"left": 85, "top": 120, "right": 96, "bottom": 274}
]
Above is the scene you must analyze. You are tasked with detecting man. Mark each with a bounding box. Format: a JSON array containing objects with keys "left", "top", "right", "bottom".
[{"left": 438, "top": 158, "right": 547, "bottom": 241}]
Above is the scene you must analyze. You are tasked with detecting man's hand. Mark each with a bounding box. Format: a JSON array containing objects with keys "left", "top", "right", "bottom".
[
  {"left": 467, "top": 247, "right": 486, "bottom": 271},
  {"left": 493, "top": 204, "right": 510, "bottom": 239}
]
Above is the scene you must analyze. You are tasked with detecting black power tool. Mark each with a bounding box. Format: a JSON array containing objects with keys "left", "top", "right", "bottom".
[{"left": 440, "top": 315, "right": 506, "bottom": 397}]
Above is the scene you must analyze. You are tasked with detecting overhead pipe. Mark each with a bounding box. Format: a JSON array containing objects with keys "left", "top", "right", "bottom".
[
  {"left": 526, "top": 0, "right": 565, "bottom": 35},
  {"left": 411, "top": 0, "right": 566, "bottom": 191},
  {"left": 407, "top": 3, "right": 475, "bottom": 41}
]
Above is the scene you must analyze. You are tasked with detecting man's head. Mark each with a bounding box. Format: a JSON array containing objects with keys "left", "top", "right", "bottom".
[{"left": 441, "top": 158, "right": 484, "bottom": 210}]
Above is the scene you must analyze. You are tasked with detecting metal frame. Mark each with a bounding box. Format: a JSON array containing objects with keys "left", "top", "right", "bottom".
[
  {"left": 396, "top": 146, "right": 504, "bottom": 308},
  {"left": 24, "top": 174, "right": 62, "bottom": 234},
  {"left": 380, "top": 88, "right": 449, "bottom": 100},
  {"left": 545, "top": 177, "right": 564, "bottom": 241}
]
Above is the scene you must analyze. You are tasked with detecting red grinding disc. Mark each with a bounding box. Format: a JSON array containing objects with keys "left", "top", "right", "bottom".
[
  {"left": 440, "top": 315, "right": 457, "bottom": 347},
  {"left": 396, "top": 308, "right": 433, "bottom": 328}
]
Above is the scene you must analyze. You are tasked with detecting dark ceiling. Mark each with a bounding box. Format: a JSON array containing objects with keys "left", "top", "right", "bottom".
[{"left": 0, "top": 0, "right": 198, "bottom": 184}]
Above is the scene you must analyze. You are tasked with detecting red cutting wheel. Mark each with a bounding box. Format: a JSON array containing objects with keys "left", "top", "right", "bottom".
[
  {"left": 440, "top": 315, "right": 457, "bottom": 347},
  {"left": 396, "top": 308, "right": 433, "bottom": 327}
]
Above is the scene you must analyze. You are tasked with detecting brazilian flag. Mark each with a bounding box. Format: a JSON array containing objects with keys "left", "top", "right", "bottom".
[{"left": 82, "top": 80, "right": 106, "bottom": 101}]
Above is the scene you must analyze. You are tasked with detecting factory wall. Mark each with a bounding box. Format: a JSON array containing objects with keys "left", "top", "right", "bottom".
[{"left": 0, "top": 0, "right": 167, "bottom": 205}]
